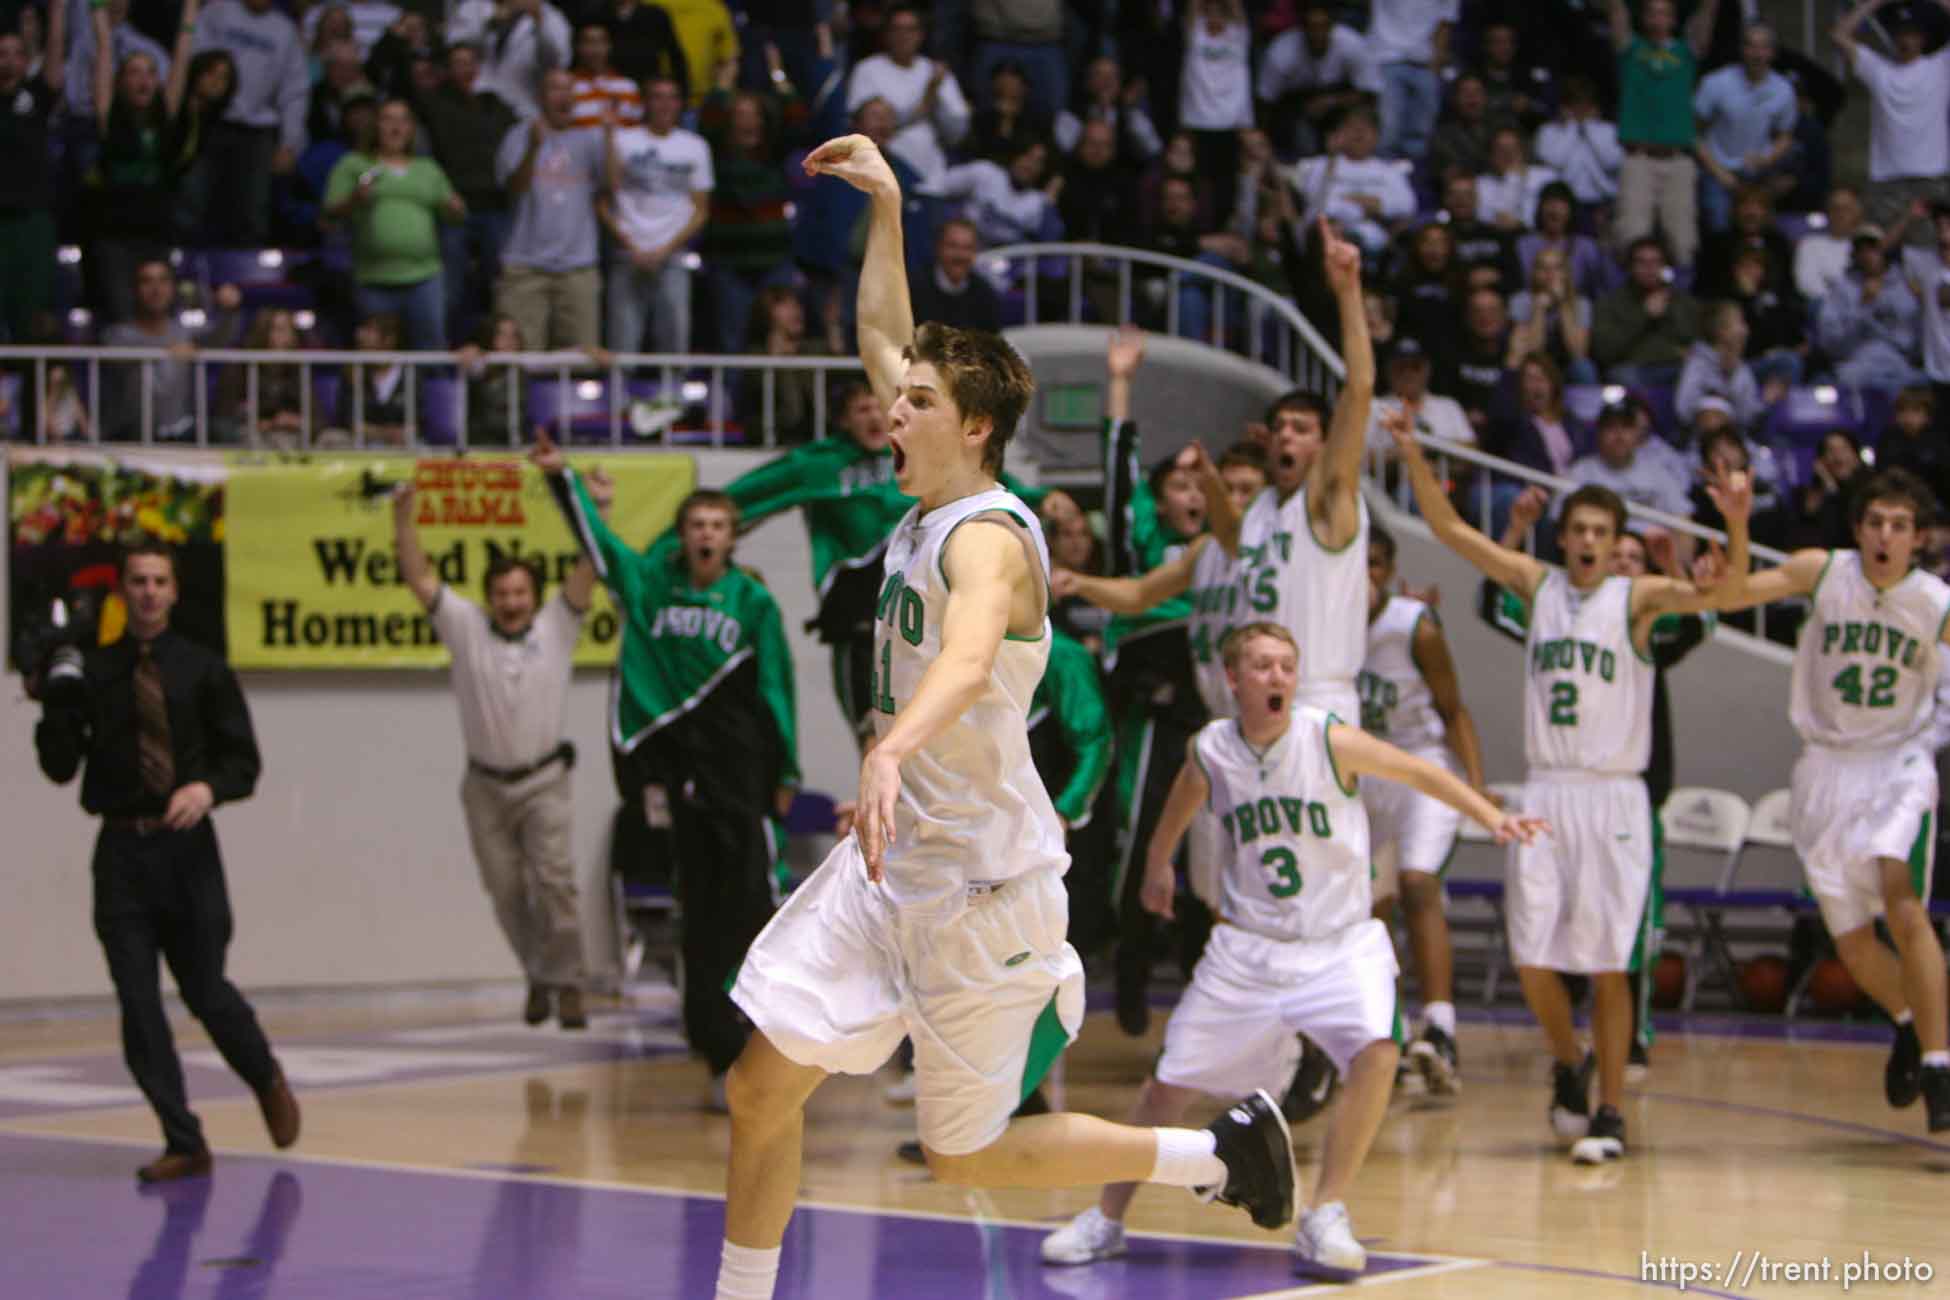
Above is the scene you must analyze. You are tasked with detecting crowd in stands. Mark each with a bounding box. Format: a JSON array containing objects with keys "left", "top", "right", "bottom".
[{"left": 1, "top": 0, "right": 1949, "bottom": 533}]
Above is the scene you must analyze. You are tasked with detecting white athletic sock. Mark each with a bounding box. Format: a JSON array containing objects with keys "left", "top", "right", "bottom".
[
  {"left": 1896, "top": 1009, "right": 1915, "bottom": 1026},
  {"left": 1423, "top": 1001, "right": 1457, "bottom": 1037},
  {"left": 714, "top": 1242, "right": 782, "bottom": 1300},
  {"left": 1148, "top": 1128, "right": 1227, "bottom": 1188},
  {"left": 1922, "top": 1051, "right": 1950, "bottom": 1069}
]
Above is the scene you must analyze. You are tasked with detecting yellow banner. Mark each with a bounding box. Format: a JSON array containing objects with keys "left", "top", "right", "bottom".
[{"left": 222, "top": 451, "right": 695, "bottom": 668}]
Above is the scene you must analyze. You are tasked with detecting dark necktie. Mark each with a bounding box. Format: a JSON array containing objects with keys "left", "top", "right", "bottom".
[{"left": 134, "top": 642, "right": 175, "bottom": 798}]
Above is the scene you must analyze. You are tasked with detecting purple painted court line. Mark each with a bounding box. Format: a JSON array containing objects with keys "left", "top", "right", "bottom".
[
  {"left": 0, "top": 1132, "right": 1449, "bottom": 1300},
  {"left": 1634, "top": 1089, "right": 1950, "bottom": 1154},
  {"left": 0, "top": 1011, "right": 690, "bottom": 1122}
]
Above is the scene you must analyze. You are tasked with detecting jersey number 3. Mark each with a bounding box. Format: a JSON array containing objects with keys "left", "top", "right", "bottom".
[{"left": 1261, "top": 846, "right": 1303, "bottom": 898}]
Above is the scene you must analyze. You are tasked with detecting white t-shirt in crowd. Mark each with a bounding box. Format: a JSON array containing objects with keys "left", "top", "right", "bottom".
[
  {"left": 1368, "top": 393, "right": 1475, "bottom": 452},
  {"left": 1851, "top": 46, "right": 1950, "bottom": 182},
  {"left": 1903, "top": 244, "right": 1950, "bottom": 381},
  {"left": 431, "top": 588, "right": 584, "bottom": 769},
  {"left": 1257, "top": 23, "right": 1381, "bottom": 103},
  {"left": 1365, "top": 0, "right": 1459, "bottom": 67},
  {"left": 610, "top": 125, "right": 714, "bottom": 253},
  {"left": 1180, "top": 17, "right": 1253, "bottom": 130},
  {"left": 1476, "top": 164, "right": 1559, "bottom": 228},
  {"left": 1796, "top": 231, "right": 1854, "bottom": 302},
  {"left": 1534, "top": 118, "right": 1622, "bottom": 203},
  {"left": 846, "top": 53, "right": 972, "bottom": 194}
]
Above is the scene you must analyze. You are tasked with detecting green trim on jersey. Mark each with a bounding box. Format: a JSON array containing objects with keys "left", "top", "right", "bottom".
[
  {"left": 1020, "top": 993, "right": 1073, "bottom": 1102},
  {"left": 1909, "top": 812, "right": 1935, "bottom": 895},
  {"left": 935, "top": 501, "right": 1053, "bottom": 643},
  {"left": 1322, "top": 713, "right": 1358, "bottom": 797},
  {"left": 1629, "top": 807, "right": 1667, "bottom": 976},
  {"left": 1389, "top": 993, "right": 1406, "bottom": 1048},
  {"left": 1810, "top": 550, "right": 1837, "bottom": 604},
  {"left": 1299, "top": 484, "right": 1362, "bottom": 556}
]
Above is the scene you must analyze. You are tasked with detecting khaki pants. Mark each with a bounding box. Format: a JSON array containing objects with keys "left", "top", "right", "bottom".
[
  {"left": 460, "top": 765, "right": 586, "bottom": 988},
  {"left": 494, "top": 265, "right": 602, "bottom": 351},
  {"left": 1615, "top": 152, "right": 1698, "bottom": 268}
]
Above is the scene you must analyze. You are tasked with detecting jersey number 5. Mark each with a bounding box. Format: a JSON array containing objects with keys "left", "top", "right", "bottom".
[
  {"left": 1548, "top": 681, "right": 1578, "bottom": 727},
  {"left": 1262, "top": 846, "right": 1303, "bottom": 898}
]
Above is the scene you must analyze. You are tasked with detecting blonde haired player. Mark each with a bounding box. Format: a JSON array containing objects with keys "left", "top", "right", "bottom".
[
  {"left": 711, "top": 135, "right": 1299, "bottom": 1300},
  {"left": 1389, "top": 411, "right": 1735, "bottom": 1164},
  {"left": 1041, "top": 622, "right": 1546, "bottom": 1280},
  {"left": 1713, "top": 467, "right": 1950, "bottom": 1132}
]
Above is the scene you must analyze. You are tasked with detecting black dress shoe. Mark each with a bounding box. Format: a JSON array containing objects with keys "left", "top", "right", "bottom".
[{"left": 138, "top": 1150, "right": 213, "bottom": 1183}]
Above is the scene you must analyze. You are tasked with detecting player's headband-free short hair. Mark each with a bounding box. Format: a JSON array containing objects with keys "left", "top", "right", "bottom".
[
  {"left": 1221, "top": 620, "right": 1298, "bottom": 670},
  {"left": 483, "top": 552, "right": 545, "bottom": 601},
  {"left": 120, "top": 537, "right": 177, "bottom": 579},
  {"left": 1850, "top": 467, "right": 1938, "bottom": 532},
  {"left": 1558, "top": 483, "right": 1629, "bottom": 537},
  {"left": 902, "top": 322, "right": 1035, "bottom": 476}
]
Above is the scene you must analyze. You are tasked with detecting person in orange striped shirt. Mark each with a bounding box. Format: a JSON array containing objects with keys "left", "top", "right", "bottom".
[{"left": 570, "top": 22, "right": 643, "bottom": 128}]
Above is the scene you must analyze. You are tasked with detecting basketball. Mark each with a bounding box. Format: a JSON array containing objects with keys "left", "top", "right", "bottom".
[
  {"left": 1807, "top": 958, "right": 1860, "bottom": 1015},
  {"left": 1739, "top": 956, "right": 1792, "bottom": 1014},
  {"left": 1651, "top": 953, "right": 1686, "bottom": 1009}
]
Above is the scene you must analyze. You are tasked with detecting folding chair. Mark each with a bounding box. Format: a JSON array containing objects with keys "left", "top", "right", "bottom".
[
  {"left": 1657, "top": 787, "right": 1752, "bottom": 1010},
  {"left": 1444, "top": 780, "right": 1524, "bottom": 1003}
]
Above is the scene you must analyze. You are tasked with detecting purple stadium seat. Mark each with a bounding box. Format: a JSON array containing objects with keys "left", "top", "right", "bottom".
[
  {"left": 190, "top": 248, "right": 317, "bottom": 311},
  {"left": 0, "top": 373, "right": 19, "bottom": 439},
  {"left": 420, "top": 373, "right": 461, "bottom": 446},
  {"left": 312, "top": 371, "right": 343, "bottom": 426},
  {"left": 1763, "top": 385, "right": 1861, "bottom": 449}
]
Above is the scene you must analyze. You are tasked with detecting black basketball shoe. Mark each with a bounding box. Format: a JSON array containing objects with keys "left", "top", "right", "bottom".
[
  {"left": 1198, "top": 1090, "right": 1297, "bottom": 1230},
  {"left": 1571, "top": 1105, "right": 1627, "bottom": 1164},
  {"left": 1923, "top": 1065, "right": 1950, "bottom": 1133},
  {"left": 1887, "top": 1020, "right": 1922, "bottom": 1108},
  {"left": 1549, "top": 1052, "right": 1594, "bottom": 1143},
  {"left": 1409, "top": 1024, "right": 1461, "bottom": 1096},
  {"left": 1281, "top": 1037, "right": 1340, "bottom": 1123}
]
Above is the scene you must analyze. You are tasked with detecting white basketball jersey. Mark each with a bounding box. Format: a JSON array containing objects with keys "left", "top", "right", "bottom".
[
  {"left": 1187, "top": 535, "right": 1245, "bottom": 719},
  {"left": 1523, "top": 572, "right": 1654, "bottom": 774},
  {"left": 1195, "top": 706, "right": 1372, "bottom": 942},
  {"left": 1237, "top": 484, "right": 1370, "bottom": 699},
  {"left": 1359, "top": 596, "right": 1446, "bottom": 752},
  {"left": 1790, "top": 551, "right": 1950, "bottom": 752},
  {"left": 872, "top": 488, "right": 1069, "bottom": 907}
]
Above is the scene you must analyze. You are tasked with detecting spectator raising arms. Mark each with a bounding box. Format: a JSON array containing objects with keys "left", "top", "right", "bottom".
[
  {"left": 87, "top": 0, "right": 193, "bottom": 325},
  {"left": 3, "top": 0, "right": 65, "bottom": 344},
  {"left": 1608, "top": 0, "right": 1721, "bottom": 269},
  {"left": 191, "top": 0, "right": 309, "bottom": 246},
  {"left": 1834, "top": 0, "right": 1950, "bottom": 246},
  {"left": 603, "top": 0, "right": 689, "bottom": 100},
  {"left": 447, "top": 0, "right": 571, "bottom": 121}
]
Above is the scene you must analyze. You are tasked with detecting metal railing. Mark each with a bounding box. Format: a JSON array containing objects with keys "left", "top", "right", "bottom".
[{"left": 1392, "top": 432, "right": 1799, "bottom": 652}]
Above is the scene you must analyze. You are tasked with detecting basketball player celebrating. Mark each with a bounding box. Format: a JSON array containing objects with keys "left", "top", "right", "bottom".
[
  {"left": 710, "top": 134, "right": 1298, "bottom": 1300},
  {"left": 1042, "top": 622, "right": 1546, "bottom": 1279},
  {"left": 1712, "top": 468, "right": 1950, "bottom": 1131},
  {"left": 1388, "top": 412, "right": 1734, "bottom": 1163},
  {"left": 1361, "top": 525, "right": 1491, "bottom": 1093}
]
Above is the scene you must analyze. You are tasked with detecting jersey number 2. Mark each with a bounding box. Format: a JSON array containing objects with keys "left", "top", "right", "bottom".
[
  {"left": 1831, "top": 664, "right": 1897, "bottom": 709},
  {"left": 1262, "top": 847, "right": 1303, "bottom": 899},
  {"left": 1548, "top": 681, "right": 1578, "bottom": 726}
]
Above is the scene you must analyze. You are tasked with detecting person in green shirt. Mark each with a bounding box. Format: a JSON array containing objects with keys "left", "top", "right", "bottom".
[
  {"left": 1609, "top": 0, "right": 1721, "bottom": 269},
  {"left": 536, "top": 433, "right": 800, "bottom": 1102},
  {"left": 324, "top": 97, "right": 466, "bottom": 349}
]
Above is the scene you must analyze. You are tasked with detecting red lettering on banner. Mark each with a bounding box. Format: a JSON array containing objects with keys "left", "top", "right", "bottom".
[{"left": 411, "top": 460, "right": 527, "bottom": 526}]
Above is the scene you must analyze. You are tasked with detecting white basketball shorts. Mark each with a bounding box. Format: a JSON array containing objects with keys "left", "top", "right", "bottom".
[
  {"left": 1791, "top": 745, "right": 1938, "bottom": 937},
  {"left": 729, "top": 837, "right": 1085, "bottom": 1157},
  {"left": 1506, "top": 773, "right": 1652, "bottom": 973},
  {"left": 1369, "top": 745, "right": 1464, "bottom": 899},
  {"left": 1155, "top": 917, "right": 1400, "bottom": 1097}
]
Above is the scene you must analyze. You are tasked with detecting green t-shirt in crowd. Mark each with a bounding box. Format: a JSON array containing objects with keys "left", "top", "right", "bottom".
[
  {"left": 1617, "top": 36, "right": 1697, "bottom": 148},
  {"left": 324, "top": 153, "right": 453, "bottom": 287}
]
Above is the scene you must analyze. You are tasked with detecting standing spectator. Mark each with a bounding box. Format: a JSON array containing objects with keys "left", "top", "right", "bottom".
[
  {"left": 165, "top": 50, "right": 238, "bottom": 240},
  {"left": 1893, "top": 200, "right": 1950, "bottom": 399},
  {"left": 568, "top": 20, "right": 643, "bottom": 128},
  {"left": 539, "top": 443, "right": 800, "bottom": 1109},
  {"left": 940, "top": 136, "right": 1063, "bottom": 248},
  {"left": 963, "top": 59, "right": 1049, "bottom": 164},
  {"left": 909, "top": 217, "right": 1003, "bottom": 330},
  {"left": 699, "top": 48, "right": 808, "bottom": 356},
  {"left": 1438, "top": 171, "right": 1519, "bottom": 293},
  {"left": 1451, "top": 286, "right": 1512, "bottom": 442},
  {"left": 1818, "top": 231, "right": 1925, "bottom": 392},
  {"left": 1255, "top": 0, "right": 1378, "bottom": 161},
  {"left": 602, "top": 0, "right": 688, "bottom": 100},
  {"left": 191, "top": 0, "right": 309, "bottom": 245},
  {"left": 1692, "top": 22, "right": 1795, "bottom": 234},
  {"left": 1289, "top": 106, "right": 1414, "bottom": 257},
  {"left": 1676, "top": 300, "right": 1765, "bottom": 429},
  {"left": 447, "top": 0, "right": 570, "bottom": 121},
  {"left": 495, "top": 69, "right": 616, "bottom": 350},
  {"left": 0, "top": 10, "right": 60, "bottom": 342},
  {"left": 1476, "top": 124, "right": 1557, "bottom": 232},
  {"left": 420, "top": 41, "right": 520, "bottom": 341},
  {"left": 845, "top": 4, "right": 969, "bottom": 195},
  {"left": 304, "top": 4, "right": 355, "bottom": 74},
  {"left": 1427, "top": 73, "right": 1499, "bottom": 187},
  {"left": 64, "top": 0, "right": 162, "bottom": 127},
  {"left": 32, "top": 541, "right": 301, "bottom": 1184},
  {"left": 1475, "top": 18, "right": 1553, "bottom": 133},
  {"left": 1053, "top": 54, "right": 1160, "bottom": 165},
  {"left": 1592, "top": 236, "right": 1700, "bottom": 386},
  {"left": 102, "top": 263, "right": 241, "bottom": 441},
  {"left": 306, "top": 39, "right": 367, "bottom": 145},
  {"left": 661, "top": 0, "right": 736, "bottom": 108},
  {"left": 393, "top": 474, "right": 601, "bottom": 1031},
  {"left": 1508, "top": 244, "right": 1598, "bottom": 383},
  {"left": 1518, "top": 181, "right": 1608, "bottom": 301},
  {"left": 86, "top": 0, "right": 193, "bottom": 326},
  {"left": 301, "top": 0, "right": 400, "bottom": 60},
  {"left": 1532, "top": 73, "right": 1621, "bottom": 210},
  {"left": 602, "top": 74, "right": 711, "bottom": 353},
  {"left": 1796, "top": 185, "right": 1869, "bottom": 302},
  {"left": 1694, "top": 184, "right": 1794, "bottom": 300},
  {"left": 968, "top": 0, "right": 1066, "bottom": 119},
  {"left": 1367, "top": 0, "right": 1456, "bottom": 162},
  {"left": 360, "top": 11, "right": 436, "bottom": 102},
  {"left": 1391, "top": 220, "right": 1463, "bottom": 357},
  {"left": 1834, "top": 0, "right": 1950, "bottom": 247},
  {"left": 1608, "top": 0, "right": 1721, "bottom": 269},
  {"left": 1177, "top": 0, "right": 1251, "bottom": 228},
  {"left": 324, "top": 98, "right": 464, "bottom": 349}
]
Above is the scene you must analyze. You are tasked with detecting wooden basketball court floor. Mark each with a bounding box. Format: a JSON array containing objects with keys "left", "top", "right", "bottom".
[{"left": 2, "top": 985, "right": 1945, "bottom": 1299}]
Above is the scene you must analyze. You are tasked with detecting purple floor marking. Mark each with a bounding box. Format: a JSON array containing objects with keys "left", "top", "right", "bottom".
[
  {"left": 1633, "top": 1089, "right": 1950, "bottom": 1154},
  {"left": 0, "top": 1132, "right": 1446, "bottom": 1300}
]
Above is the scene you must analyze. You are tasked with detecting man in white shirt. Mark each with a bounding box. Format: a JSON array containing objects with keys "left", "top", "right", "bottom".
[
  {"left": 1257, "top": 0, "right": 1380, "bottom": 159},
  {"left": 392, "top": 474, "right": 605, "bottom": 1030},
  {"left": 1476, "top": 125, "right": 1559, "bottom": 231},
  {"left": 844, "top": 4, "right": 970, "bottom": 194},
  {"left": 600, "top": 75, "right": 712, "bottom": 352},
  {"left": 1901, "top": 200, "right": 1950, "bottom": 385},
  {"left": 1368, "top": 337, "right": 1474, "bottom": 455},
  {"left": 1365, "top": 0, "right": 1456, "bottom": 161},
  {"left": 1693, "top": 23, "right": 1796, "bottom": 234},
  {"left": 1533, "top": 74, "right": 1622, "bottom": 206},
  {"left": 1835, "top": 0, "right": 1950, "bottom": 246},
  {"left": 449, "top": 0, "right": 571, "bottom": 120},
  {"left": 1290, "top": 107, "right": 1415, "bottom": 256},
  {"left": 1796, "top": 185, "right": 1869, "bottom": 301}
]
